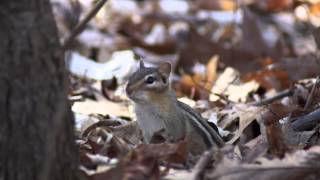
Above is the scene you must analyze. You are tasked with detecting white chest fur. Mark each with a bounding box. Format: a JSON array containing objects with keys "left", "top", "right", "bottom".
[
  {"left": 134, "top": 101, "right": 185, "bottom": 143},
  {"left": 135, "top": 104, "right": 165, "bottom": 142}
]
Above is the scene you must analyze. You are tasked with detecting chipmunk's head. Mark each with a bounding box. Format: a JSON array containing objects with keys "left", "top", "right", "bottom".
[{"left": 126, "top": 61, "right": 171, "bottom": 102}]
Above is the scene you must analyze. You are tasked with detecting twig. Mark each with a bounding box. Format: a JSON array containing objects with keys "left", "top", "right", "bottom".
[
  {"left": 292, "top": 108, "right": 320, "bottom": 131},
  {"left": 62, "top": 0, "right": 108, "bottom": 51},
  {"left": 250, "top": 89, "right": 293, "bottom": 106},
  {"left": 192, "top": 150, "right": 213, "bottom": 180},
  {"left": 251, "top": 78, "right": 320, "bottom": 107},
  {"left": 304, "top": 76, "right": 319, "bottom": 111}
]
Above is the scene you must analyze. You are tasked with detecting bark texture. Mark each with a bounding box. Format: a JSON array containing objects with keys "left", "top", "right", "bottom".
[{"left": 0, "top": 1, "right": 78, "bottom": 180}]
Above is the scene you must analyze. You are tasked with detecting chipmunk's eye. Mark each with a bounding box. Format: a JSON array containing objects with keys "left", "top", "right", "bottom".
[{"left": 145, "top": 76, "right": 155, "bottom": 84}]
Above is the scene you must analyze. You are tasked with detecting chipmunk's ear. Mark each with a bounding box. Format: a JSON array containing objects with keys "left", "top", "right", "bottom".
[
  {"left": 139, "top": 60, "right": 145, "bottom": 69},
  {"left": 158, "top": 62, "right": 171, "bottom": 79}
]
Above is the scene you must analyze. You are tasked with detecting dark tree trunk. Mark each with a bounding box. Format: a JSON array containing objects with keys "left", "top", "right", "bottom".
[{"left": 0, "top": 1, "right": 78, "bottom": 180}]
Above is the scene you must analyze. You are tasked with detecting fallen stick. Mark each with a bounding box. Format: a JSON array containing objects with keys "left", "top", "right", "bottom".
[
  {"left": 251, "top": 79, "right": 320, "bottom": 107},
  {"left": 192, "top": 149, "right": 214, "bottom": 180},
  {"left": 62, "top": 0, "right": 108, "bottom": 50},
  {"left": 250, "top": 89, "right": 293, "bottom": 106},
  {"left": 292, "top": 108, "right": 320, "bottom": 131}
]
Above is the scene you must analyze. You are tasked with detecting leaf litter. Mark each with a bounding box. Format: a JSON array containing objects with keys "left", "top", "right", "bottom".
[{"left": 51, "top": 0, "right": 320, "bottom": 179}]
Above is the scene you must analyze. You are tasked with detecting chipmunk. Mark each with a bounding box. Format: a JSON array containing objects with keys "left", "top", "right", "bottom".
[{"left": 126, "top": 61, "right": 224, "bottom": 155}]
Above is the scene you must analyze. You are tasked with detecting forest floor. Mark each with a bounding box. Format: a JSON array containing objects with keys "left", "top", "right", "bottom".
[{"left": 52, "top": 0, "right": 320, "bottom": 179}]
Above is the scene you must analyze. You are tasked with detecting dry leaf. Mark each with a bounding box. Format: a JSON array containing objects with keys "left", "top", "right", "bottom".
[
  {"left": 223, "top": 104, "right": 264, "bottom": 144},
  {"left": 204, "top": 55, "right": 219, "bottom": 91},
  {"left": 191, "top": 0, "right": 237, "bottom": 11},
  {"left": 243, "top": 68, "right": 290, "bottom": 91},
  {"left": 261, "top": 103, "right": 291, "bottom": 157},
  {"left": 210, "top": 66, "right": 259, "bottom": 102},
  {"left": 254, "top": 0, "right": 293, "bottom": 12},
  {"left": 135, "top": 141, "right": 189, "bottom": 164},
  {"left": 92, "top": 150, "right": 160, "bottom": 180}
]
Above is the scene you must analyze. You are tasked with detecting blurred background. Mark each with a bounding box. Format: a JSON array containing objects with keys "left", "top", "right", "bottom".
[{"left": 52, "top": 0, "right": 320, "bottom": 117}]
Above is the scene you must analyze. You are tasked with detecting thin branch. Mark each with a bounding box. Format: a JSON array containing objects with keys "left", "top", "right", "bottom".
[
  {"left": 251, "top": 78, "right": 320, "bottom": 107},
  {"left": 304, "top": 76, "right": 319, "bottom": 111},
  {"left": 192, "top": 149, "right": 214, "bottom": 180},
  {"left": 62, "top": 0, "right": 108, "bottom": 51},
  {"left": 249, "top": 89, "right": 293, "bottom": 106},
  {"left": 292, "top": 108, "right": 320, "bottom": 131}
]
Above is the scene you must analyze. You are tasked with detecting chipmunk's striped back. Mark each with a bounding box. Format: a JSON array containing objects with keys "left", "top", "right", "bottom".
[{"left": 177, "top": 101, "right": 224, "bottom": 148}]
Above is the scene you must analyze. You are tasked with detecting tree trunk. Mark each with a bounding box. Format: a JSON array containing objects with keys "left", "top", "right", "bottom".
[{"left": 0, "top": 1, "right": 78, "bottom": 180}]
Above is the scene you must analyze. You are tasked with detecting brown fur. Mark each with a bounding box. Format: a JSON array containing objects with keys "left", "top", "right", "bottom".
[{"left": 126, "top": 62, "right": 224, "bottom": 155}]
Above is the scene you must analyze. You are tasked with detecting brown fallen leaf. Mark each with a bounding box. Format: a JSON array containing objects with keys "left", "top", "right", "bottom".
[
  {"left": 224, "top": 104, "right": 264, "bottom": 144},
  {"left": 135, "top": 141, "right": 189, "bottom": 164},
  {"left": 179, "top": 72, "right": 206, "bottom": 100},
  {"left": 177, "top": 55, "right": 219, "bottom": 100},
  {"left": 243, "top": 68, "right": 290, "bottom": 91},
  {"left": 261, "top": 103, "right": 290, "bottom": 158},
  {"left": 91, "top": 141, "right": 188, "bottom": 180},
  {"left": 254, "top": 0, "right": 293, "bottom": 12},
  {"left": 191, "top": 0, "right": 237, "bottom": 11},
  {"left": 92, "top": 150, "right": 160, "bottom": 180}
]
